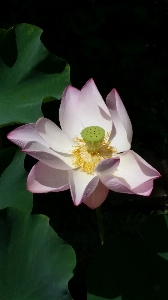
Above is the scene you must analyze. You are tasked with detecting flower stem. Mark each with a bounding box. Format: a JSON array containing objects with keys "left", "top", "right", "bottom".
[{"left": 96, "top": 206, "right": 104, "bottom": 245}]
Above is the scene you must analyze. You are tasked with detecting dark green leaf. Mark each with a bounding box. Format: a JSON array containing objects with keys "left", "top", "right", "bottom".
[
  {"left": 0, "top": 148, "right": 32, "bottom": 211},
  {"left": 0, "top": 207, "right": 76, "bottom": 300},
  {"left": 0, "top": 23, "right": 70, "bottom": 126}
]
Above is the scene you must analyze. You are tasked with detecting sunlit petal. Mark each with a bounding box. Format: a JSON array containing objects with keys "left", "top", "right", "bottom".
[
  {"left": 59, "top": 86, "right": 82, "bottom": 139},
  {"left": 79, "top": 79, "right": 112, "bottom": 133},
  {"left": 95, "top": 157, "right": 120, "bottom": 175},
  {"left": 69, "top": 168, "right": 99, "bottom": 205},
  {"left": 7, "top": 123, "right": 48, "bottom": 148},
  {"left": 113, "top": 150, "right": 160, "bottom": 189},
  {"left": 106, "top": 88, "right": 132, "bottom": 152},
  {"left": 36, "top": 118, "right": 73, "bottom": 152},
  {"left": 23, "top": 141, "right": 72, "bottom": 169}
]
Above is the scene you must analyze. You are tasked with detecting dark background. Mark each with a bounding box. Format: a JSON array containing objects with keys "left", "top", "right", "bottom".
[{"left": 1, "top": 1, "right": 168, "bottom": 299}]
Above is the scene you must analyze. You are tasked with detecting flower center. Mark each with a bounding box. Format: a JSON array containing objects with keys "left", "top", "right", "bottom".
[
  {"left": 71, "top": 126, "right": 116, "bottom": 174},
  {"left": 81, "top": 126, "right": 105, "bottom": 153}
]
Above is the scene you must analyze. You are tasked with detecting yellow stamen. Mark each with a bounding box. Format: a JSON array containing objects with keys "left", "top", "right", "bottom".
[{"left": 71, "top": 132, "right": 117, "bottom": 174}]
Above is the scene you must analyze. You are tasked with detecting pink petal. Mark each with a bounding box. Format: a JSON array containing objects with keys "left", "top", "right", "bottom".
[
  {"left": 35, "top": 118, "right": 73, "bottom": 152},
  {"left": 83, "top": 180, "right": 109, "bottom": 209},
  {"left": 100, "top": 150, "right": 160, "bottom": 196},
  {"left": 79, "top": 79, "right": 112, "bottom": 133},
  {"left": 69, "top": 169, "right": 99, "bottom": 206},
  {"left": 100, "top": 175, "right": 154, "bottom": 196},
  {"left": 106, "top": 88, "right": 133, "bottom": 152},
  {"left": 23, "top": 141, "right": 72, "bottom": 169},
  {"left": 83, "top": 79, "right": 111, "bottom": 117},
  {"left": 132, "top": 180, "right": 154, "bottom": 196},
  {"left": 100, "top": 175, "right": 134, "bottom": 194},
  {"left": 7, "top": 123, "right": 48, "bottom": 148},
  {"left": 113, "top": 150, "right": 160, "bottom": 189},
  {"left": 60, "top": 80, "right": 112, "bottom": 140},
  {"left": 27, "top": 161, "right": 69, "bottom": 193},
  {"left": 95, "top": 157, "right": 120, "bottom": 175},
  {"left": 59, "top": 86, "right": 82, "bottom": 139}
]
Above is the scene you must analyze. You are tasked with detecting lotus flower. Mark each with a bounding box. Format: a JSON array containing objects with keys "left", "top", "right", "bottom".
[{"left": 7, "top": 79, "right": 160, "bottom": 208}]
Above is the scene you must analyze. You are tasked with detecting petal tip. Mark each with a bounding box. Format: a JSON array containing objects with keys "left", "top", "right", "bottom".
[
  {"left": 113, "top": 88, "right": 119, "bottom": 96},
  {"left": 83, "top": 78, "right": 95, "bottom": 89},
  {"left": 62, "top": 85, "right": 72, "bottom": 96},
  {"left": 6, "top": 132, "right": 11, "bottom": 140},
  {"left": 88, "top": 78, "right": 94, "bottom": 83}
]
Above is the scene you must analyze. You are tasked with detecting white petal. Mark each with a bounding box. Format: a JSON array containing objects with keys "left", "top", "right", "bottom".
[
  {"left": 83, "top": 79, "right": 111, "bottom": 117},
  {"left": 132, "top": 180, "right": 154, "bottom": 196},
  {"left": 69, "top": 169, "right": 99, "bottom": 205},
  {"left": 95, "top": 157, "right": 120, "bottom": 175},
  {"left": 27, "top": 162, "right": 69, "bottom": 193},
  {"left": 23, "top": 141, "right": 72, "bottom": 169},
  {"left": 100, "top": 175, "right": 154, "bottom": 196},
  {"left": 79, "top": 79, "right": 112, "bottom": 133},
  {"left": 59, "top": 86, "right": 82, "bottom": 139},
  {"left": 113, "top": 150, "right": 160, "bottom": 189},
  {"left": 106, "top": 88, "right": 133, "bottom": 152},
  {"left": 7, "top": 123, "right": 48, "bottom": 148},
  {"left": 36, "top": 118, "right": 73, "bottom": 152},
  {"left": 100, "top": 176, "right": 135, "bottom": 194}
]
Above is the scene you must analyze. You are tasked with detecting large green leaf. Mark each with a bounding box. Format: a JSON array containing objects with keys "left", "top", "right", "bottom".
[
  {"left": 0, "top": 148, "right": 32, "bottom": 211},
  {"left": 0, "top": 207, "right": 76, "bottom": 300},
  {"left": 0, "top": 23, "right": 70, "bottom": 126},
  {"left": 87, "top": 235, "right": 168, "bottom": 300}
]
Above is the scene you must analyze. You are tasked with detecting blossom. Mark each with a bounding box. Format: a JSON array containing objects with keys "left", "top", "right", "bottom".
[{"left": 7, "top": 79, "right": 160, "bottom": 209}]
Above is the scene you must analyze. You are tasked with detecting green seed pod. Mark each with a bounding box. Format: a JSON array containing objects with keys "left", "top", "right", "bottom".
[{"left": 81, "top": 126, "right": 105, "bottom": 152}]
